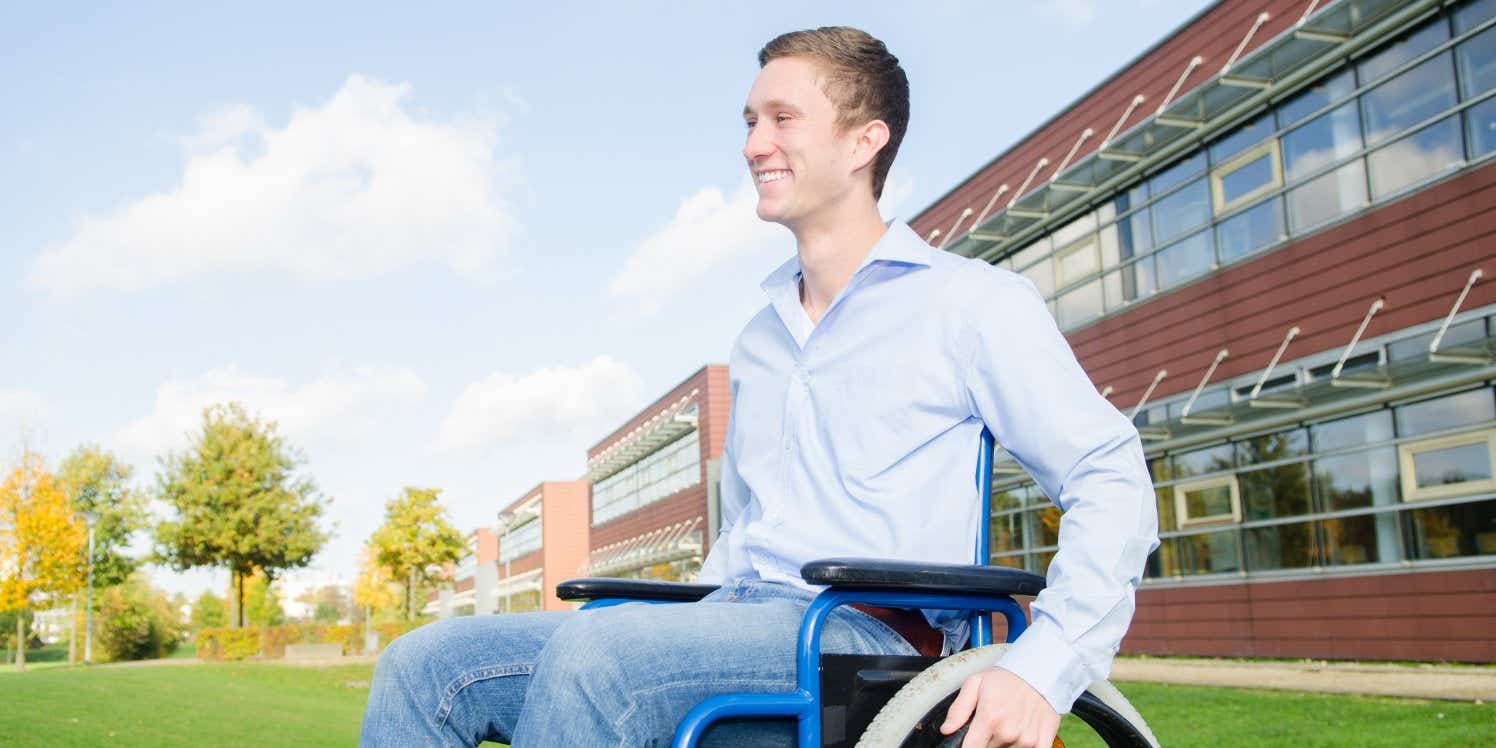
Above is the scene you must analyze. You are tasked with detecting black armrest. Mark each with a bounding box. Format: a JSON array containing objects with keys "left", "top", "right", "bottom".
[
  {"left": 800, "top": 557, "right": 1046, "bottom": 597},
  {"left": 555, "top": 577, "right": 720, "bottom": 603}
]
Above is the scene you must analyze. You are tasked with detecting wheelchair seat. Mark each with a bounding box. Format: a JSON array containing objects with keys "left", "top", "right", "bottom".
[{"left": 801, "top": 557, "right": 1045, "bottom": 597}]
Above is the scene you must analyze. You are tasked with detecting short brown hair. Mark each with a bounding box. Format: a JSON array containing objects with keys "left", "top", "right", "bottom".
[{"left": 758, "top": 27, "right": 909, "bottom": 200}]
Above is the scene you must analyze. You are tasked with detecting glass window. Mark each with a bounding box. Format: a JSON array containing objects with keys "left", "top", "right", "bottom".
[
  {"left": 1287, "top": 160, "right": 1369, "bottom": 233},
  {"left": 1210, "top": 113, "right": 1274, "bottom": 164},
  {"left": 1278, "top": 68, "right": 1356, "bottom": 129},
  {"left": 1174, "top": 476, "right": 1241, "bottom": 528},
  {"left": 1236, "top": 429, "right": 1309, "bottom": 465},
  {"left": 1240, "top": 463, "right": 1313, "bottom": 520},
  {"left": 991, "top": 512, "right": 1026, "bottom": 555},
  {"left": 1361, "top": 55, "right": 1459, "bottom": 146},
  {"left": 1154, "top": 487, "right": 1176, "bottom": 531},
  {"left": 592, "top": 430, "right": 702, "bottom": 525},
  {"left": 1467, "top": 95, "right": 1496, "bottom": 159},
  {"left": 1315, "top": 447, "right": 1400, "bottom": 511},
  {"left": 1055, "top": 239, "right": 1100, "bottom": 287},
  {"left": 1051, "top": 213, "right": 1096, "bottom": 249},
  {"left": 1155, "top": 229, "right": 1214, "bottom": 289},
  {"left": 1173, "top": 443, "right": 1235, "bottom": 478},
  {"left": 1368, "top": 116, "right": 1464, "bottom": 199},
  {"left": 499, "top": 517, "right": 543, "bottom": 563},
  {"left": 1010, "top": 238, "right": 1050, "bottom": 270},
  {"left": 1099, "top": 212, "right": 1153, "bottom": 266},
  {"left": 1356, "top": 18, "right": 1451, "bottom": 85},
  {"left": 1457, "top": 26, "right": 1496, "bottom": 98},
  {"left": 1021, "top": 261, "right": 1054, "bottom": 298},
  {"left": 1103, "top": 257, "right": 1157, "bottom": 309},
  {"left": 1454, "top": 0, "right": 1496, "bottom": 35},
  {"left": 1245, "top": 520, "right": 1318, "bottom": 570},
  {"left": 1389, "top": 318, "right": 1486, "bottom": 360},
  {"left": 1212, "top": 145, "right": 1282, "bottom": 212},
  {"left": 1029, "top": 506, "right": 1062, "bottom": 548},
  {"left": 1157, "top": 528, "right": 1241, "bottom": 576},
  {"left": 1395, "top": 388, "right": 1495, "bottom": 436},
  {"left": 1398, "top": 431, "right": 1496, "bottom": 501},
  {"left": 1216, "top": 197, "right": 1285, "bottom": 263},
  {"left": 1321, "top": 513, "right": 1401, "bottom": 565},
  {"left": 1283, "top": 102, "right": 1362, "bottom": 182},
  {"left": 1057, "top": 279, "right": 1104, "bottom": 329},
  {"left": 1148, "top": 152, "right": 1206, "bottom": 195},
  {"left": 1312, "top": 410, "right": 1395, "bottom": 451},
  {"left": 991, "top": 485, "right": 1026, "bottom": 513},
  {"left": 1151, "top": 179, "right": 1211, "bottom": 243},
  {"left": 1404, "top": 498, "right": 1496, "bottom": 559}
]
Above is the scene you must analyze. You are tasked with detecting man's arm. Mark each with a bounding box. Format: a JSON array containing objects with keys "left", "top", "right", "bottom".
[{"left": 950, "top": 269, "right": 1159, "bottom": 741}]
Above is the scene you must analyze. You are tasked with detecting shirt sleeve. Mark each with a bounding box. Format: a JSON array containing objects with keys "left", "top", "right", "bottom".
[
  {"left": 961, "top": 268, "right": 1159, "bottom": 715},
  {"left": 696, "top": 379, "right": 749, "bottom": 586}
]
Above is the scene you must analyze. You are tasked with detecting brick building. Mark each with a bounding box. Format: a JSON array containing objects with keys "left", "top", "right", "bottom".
[
  {"left": 911, "top": 0, "right": 1496, "bottom": 662},
  {"left": 579, "top": 365, "right": 730, "bottom": 582}
]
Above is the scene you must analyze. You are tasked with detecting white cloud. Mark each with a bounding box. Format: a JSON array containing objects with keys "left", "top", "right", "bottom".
[
  {"left": 608, "top": 170, "right": 915, "bottom": 313},
  {"left": 608, "top": 178, "right": 787, "bottom": 313},
  {"left": 437, "top": 355, "right": 645, "bottom": 453},
  {"left": 1045, "top": 0, "right": 1097, "bottom": 24},
  {"left": 29, "top": 74, "right": 519, "bottom": 295},
  {"left": 114, "top": 366, "right": 427, "bottom": 460}
]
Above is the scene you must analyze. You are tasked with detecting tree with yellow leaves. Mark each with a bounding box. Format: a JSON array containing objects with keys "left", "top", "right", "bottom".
[
  {"left": 0, "top": 452, "right": 86, "bottom": 672},
  {"left": 352, "top": 543, "right": 400, "bottom": 622}
]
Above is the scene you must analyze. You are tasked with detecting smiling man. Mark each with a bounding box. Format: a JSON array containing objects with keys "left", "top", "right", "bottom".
[{"left": 361, "top": 26, "right": 1156, "bottom": 748}]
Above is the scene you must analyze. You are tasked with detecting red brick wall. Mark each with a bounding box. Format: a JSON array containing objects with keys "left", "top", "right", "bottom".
[
  {"left": 541, "top": 481, "right": 591, "bottom": 610},
  {"left": 589, "top": 484, "right": 707, "bottom": 551},
  {"left": 1123, "top": 569, "right": 1496, "bottom": 662}
]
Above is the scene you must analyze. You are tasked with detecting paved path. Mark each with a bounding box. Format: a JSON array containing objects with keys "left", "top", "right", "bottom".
[{"left": 1111, "top": 657, "right": 1495, "bottom": 702}]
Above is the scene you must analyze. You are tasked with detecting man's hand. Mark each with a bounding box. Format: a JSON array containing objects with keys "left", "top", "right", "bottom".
[{"left": 940, "top": 667, "right": 1060, "bottom": 748}]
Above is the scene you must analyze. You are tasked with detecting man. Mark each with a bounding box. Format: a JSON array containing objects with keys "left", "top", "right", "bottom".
[{"left": 362, "top": 26, "right": 1156, "bottom": 748}]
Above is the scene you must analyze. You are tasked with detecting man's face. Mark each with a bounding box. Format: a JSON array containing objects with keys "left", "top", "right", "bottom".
[{"left": 742, "top": 57, "right": 864, "bottom": 227}]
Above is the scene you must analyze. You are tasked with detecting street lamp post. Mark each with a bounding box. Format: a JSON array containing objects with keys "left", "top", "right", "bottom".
[
  {"left": 80, "top": 510, "right": 99, "bottom": 665},
  {"left": 495, "top": 510, "right": 515, "bottom": 614}
]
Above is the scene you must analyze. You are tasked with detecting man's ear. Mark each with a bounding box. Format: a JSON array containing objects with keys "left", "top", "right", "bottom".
[{"left": 849, "top": 119, "right": 890, "bottom": 175}]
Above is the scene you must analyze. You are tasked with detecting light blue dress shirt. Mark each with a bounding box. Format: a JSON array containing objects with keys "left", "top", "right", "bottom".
[{"left": 696, "top": 219, "right": 1159, "bottom": 714}]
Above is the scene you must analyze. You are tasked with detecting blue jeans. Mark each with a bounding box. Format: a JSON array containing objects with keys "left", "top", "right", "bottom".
[{"left": 360, "top": 578, "right": 919, "bottom": 746}]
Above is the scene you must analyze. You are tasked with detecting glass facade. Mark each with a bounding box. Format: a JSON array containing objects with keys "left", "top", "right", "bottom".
[
  {"left": 592, "top": 430, "right": 702, "bottom": 525},
  {"left": 499, "top": 516, "right": 542, "bottom": 563},
  {"left": 993, "top": 386, "right": 1496, "bottom": 579},
  {"left": 992, "top": 3, "right": 1496, "bottom": 332}
]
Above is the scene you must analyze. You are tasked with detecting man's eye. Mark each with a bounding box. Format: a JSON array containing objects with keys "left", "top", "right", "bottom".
[
  {"left": 745, "top": 120, "right": 757, "bottom": 129},
  {"left": 777, "top": 114, "right": 791, "bottom": 122}
]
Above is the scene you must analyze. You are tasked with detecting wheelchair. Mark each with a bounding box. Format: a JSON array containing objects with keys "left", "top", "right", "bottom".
[{"left": 556, "top": 430, "right": 1158, "bottom": 747}]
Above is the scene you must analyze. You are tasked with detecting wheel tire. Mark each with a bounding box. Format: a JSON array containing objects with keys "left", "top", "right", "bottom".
[{"left": 853, "top": 643, "right": 1160, "bottom": 748}]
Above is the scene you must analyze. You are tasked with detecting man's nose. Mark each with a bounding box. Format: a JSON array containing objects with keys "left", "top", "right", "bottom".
[{"left": 742, "top": 126, "right": 774, "bottom": 163}]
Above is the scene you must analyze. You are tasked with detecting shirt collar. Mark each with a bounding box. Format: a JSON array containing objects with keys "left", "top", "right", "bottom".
[{"left": 758, "top": 219, "right": 932, "bottom": 296}]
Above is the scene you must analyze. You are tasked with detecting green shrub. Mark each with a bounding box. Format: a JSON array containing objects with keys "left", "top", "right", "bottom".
[
  {"left": 194, "top": 619, "right": 430, "bottom": 660},
  {"left": 96, "top": 575, "right": 185, "bottom": 661},
  {"left": 195, "top": 628, "right": 261, "bottom": 661}
]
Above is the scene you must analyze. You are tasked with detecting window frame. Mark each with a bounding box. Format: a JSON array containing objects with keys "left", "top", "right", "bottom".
[
  {"left": 1174, "top": 474, "right": 1243, "bottom": 529},
  {"left": 1397, "top": 428, "right": 1496, "bottom": 501},
  {"left": 1053, "top": 236, "right": 1101, "bottom": 290},
  {"left": 1211, "top": 139, "right": 1285, "bottom": 214}
]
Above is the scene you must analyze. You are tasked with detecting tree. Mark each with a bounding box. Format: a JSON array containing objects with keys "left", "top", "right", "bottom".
[
  {"left": 190, "top": 590, "right": 227, "bottom": 631},
  {"left": 56, "top": 445, "right": 146, "bottom": 589},
  {"left": 367, "top": 488, "right": 463, "bottom": 620},
  {"left": 353, "top": 544, "right": 401, "bottom": 623},
  {"left": 300, "top": 584, "right": 349, "bottom": 624},
  {"left": 154, "top": 403, "right": 329, "bottom": 627},
  {"left": 0, "top": 453, "right": 86, "bottom": 672},
  {"left": 243, "top": 571, "right": 284, "bottom": 627}
]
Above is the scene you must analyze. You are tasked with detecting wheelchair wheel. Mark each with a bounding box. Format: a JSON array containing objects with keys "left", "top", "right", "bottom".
[{"left": 853, "top": 644, "right": 1159, "bottom": 748}]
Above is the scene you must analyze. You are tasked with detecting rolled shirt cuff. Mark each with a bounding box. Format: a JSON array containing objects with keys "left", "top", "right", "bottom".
[{"left": 992, "top": 619, "right": 1093, "bottom": 715}]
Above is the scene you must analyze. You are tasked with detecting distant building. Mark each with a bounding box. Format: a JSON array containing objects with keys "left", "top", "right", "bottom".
[
  {"left": 911, "top": 0, "right": 1496, "bottom": 662},
  {"left": 580, "top": 364, "right": 730, "bottom": 582}
]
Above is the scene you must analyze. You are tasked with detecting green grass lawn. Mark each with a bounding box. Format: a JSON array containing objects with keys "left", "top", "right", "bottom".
[{"left": 0, "top": 662, "right": 1485, "bottom": 746}]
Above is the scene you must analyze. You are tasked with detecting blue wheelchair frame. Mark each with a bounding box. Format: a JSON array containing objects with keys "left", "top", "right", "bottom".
[{"left": 577, "top": 429, "right": 1032, "bottom": 747}]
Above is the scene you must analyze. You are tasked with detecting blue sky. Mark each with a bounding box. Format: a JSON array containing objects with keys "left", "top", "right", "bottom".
[{"left": 1, "top": 0, "right": 1214, "bottom": 597}]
